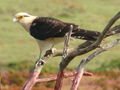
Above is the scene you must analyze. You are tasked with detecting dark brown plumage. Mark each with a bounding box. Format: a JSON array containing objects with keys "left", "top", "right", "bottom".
[{"left": 30, "top": 17, "right": 100, "bottom": 41}]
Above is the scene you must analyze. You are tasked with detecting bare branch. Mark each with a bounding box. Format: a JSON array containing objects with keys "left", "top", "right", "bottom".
[
  {"left": 62, "top": 25, "right": 73, "bottom": 58},
  {"left": 22, "top": 51, "right": 54, "bottom": 90},
  {"left": 59, "top": 12, "right": 120, "bottom": 71},
  {"left": 77, "top": 37, "right": 120, "bottom": 72},
  {"left": 69, "top": 12, "right": 120, "bottom": 90},
  {"left": 70, "top": 34, "right": 120, "bottom": 90}
]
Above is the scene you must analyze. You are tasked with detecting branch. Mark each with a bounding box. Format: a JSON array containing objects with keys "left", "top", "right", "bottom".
[
  {"left": 70, "top": 26, "right": 120, "bottom": 90},
  {"left": 77, "top": 37, "right": 120, "bottom": 72},
  {"left": 22, "top": 52, "right": 53, "bottom": 90},
  {"left": 59, "top": 12, "right": 120, "bottom": 71},
  {"left": 106, "top": 25, "right": 120, "bottom": 37},
  {"left": 70, "top": 12, "right": 120, "bottom": 90},
  {"left": 70, "top": 36, "right": 120, "bottom": 90}
]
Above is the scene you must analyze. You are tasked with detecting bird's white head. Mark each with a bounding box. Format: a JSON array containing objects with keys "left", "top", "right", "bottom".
[
  {"left": 13, "top": 12, "right": 37, "bottom": 31},
  {"left": 13, "top": 12, "right": 31, "bottom": 23},
  {"left": 13, "top": 12, "right": 37, "bottom": 23}
]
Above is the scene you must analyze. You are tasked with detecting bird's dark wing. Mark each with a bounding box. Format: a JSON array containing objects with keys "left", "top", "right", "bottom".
[
  {"left": 30, "top": 17, "right": 78, "bottom": 40},
  {"left": 30, "top": 17, "right": 101, "bottom": 41}
]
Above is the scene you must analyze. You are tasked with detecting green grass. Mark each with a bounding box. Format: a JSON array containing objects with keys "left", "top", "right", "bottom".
[{"left": 0, "top": 0, "right": 120, "bottom": 72}]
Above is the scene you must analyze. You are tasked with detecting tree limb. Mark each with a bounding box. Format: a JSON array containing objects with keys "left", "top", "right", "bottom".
[
  {"left": 59, "top": 12, "right": 120, "bottom": 71},
  {"left": 70, "top": 36, "right": 120, "bottom": 90},
  {"left": 77, "top": 37, "right": 120, "bottom": 72}
]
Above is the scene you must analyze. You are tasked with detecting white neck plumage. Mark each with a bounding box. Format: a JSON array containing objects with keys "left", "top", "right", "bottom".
[{"left": 19, "top": 16, "right": 37, "bottom": 32}]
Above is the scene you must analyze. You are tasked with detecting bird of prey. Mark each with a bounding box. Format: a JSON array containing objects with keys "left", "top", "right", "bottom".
[{"left": 13, "top": 12, "right": 100, "bottom": 59}]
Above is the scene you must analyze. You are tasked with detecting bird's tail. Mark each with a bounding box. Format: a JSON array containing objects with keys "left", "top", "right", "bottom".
[{"left": 71, "top": 28, "right": 101, "bottom": 41}]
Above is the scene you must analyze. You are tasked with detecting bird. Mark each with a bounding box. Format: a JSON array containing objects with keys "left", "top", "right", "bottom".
[{"left": 13, "top": 12, "right": 100, "bottom": 59}]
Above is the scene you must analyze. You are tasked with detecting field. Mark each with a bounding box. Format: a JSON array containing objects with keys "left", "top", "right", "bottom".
[{"left": 0, "top": 0, "right": 120, "bottom": 89}]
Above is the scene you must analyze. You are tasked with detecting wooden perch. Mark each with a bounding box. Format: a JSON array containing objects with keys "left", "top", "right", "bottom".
[{"left": 22, "top": 12, "right": 120, "bottom": 90}]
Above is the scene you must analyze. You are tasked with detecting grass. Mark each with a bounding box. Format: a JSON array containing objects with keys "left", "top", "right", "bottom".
[{"left": 0, "top": 0, "right": 120, "bottom": 72}]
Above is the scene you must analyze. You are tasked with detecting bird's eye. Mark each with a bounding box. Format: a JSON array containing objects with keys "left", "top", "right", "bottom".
[{"left": 24, "top": 15, "right": 29, "bottom": 17}]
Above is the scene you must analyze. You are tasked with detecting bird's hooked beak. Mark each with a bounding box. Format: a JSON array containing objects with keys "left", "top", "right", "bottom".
[
  {"left": 13, "top": 18, "right": 18, "bottom": 22},
  {"left": 13, "top": 16, "right": 23, "bottom": 22}
]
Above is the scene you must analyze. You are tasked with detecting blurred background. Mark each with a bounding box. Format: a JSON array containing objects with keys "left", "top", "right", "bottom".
[{"left": 0, "top": 0, "right": 120, "bottom": 90}]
